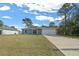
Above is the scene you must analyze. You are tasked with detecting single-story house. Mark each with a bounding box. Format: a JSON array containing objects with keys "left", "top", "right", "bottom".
[
  {"left": 22, "top": 27, "right": 57, "bottom": 35},
  {"left": 0, "top": 27, "right": 19, "bottom": 35}
]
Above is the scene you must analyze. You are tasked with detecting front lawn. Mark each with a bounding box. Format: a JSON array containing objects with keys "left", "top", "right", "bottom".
[{"left": 0, "top": 35, "right": 64, "bottom": 56}]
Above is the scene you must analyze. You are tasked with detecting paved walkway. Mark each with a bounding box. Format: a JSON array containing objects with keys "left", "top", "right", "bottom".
[{"left": 44, "top": 35, "right": 79, "bottom": 56}]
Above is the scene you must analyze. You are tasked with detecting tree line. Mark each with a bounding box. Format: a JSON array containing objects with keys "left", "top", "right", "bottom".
[
  {"left": 22, "top": 17, "right": 56, "bottom": 28},
  {"left": 57, "top": 3, "right": 79, "bottom": 35},
  {"left": 0, "top": 20, "right": 17, "bottom": 29},
  {"left": 0, "top": 17, "right": 56, "bottom": 29}
]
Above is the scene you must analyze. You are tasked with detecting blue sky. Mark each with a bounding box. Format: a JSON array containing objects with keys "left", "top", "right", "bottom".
[{"left": 0, "top": 0, "right": 68, "bottom": 30}]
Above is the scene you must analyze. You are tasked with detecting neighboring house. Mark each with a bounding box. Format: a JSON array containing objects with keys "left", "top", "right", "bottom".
[
  {"left": 22, "top": 27, "right": 57, "bottom": 35},
  {"left": 0, "top": 27, "right": 19, "bottom": 35}
]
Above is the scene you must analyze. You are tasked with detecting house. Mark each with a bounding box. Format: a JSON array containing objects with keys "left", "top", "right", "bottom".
[
  {"left": 0, "top": 27, "right": 19, "bottom": 35},
  {"left": 22, "top": 27, "right": 42, "bottom": 35},
  {"left": 22, "top": 27, "right": 57, "bottom": 35}
]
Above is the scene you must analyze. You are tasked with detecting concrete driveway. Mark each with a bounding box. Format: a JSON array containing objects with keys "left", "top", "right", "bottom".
[{"left": 44, "top": 35, "right": 79, "bottom": 56}]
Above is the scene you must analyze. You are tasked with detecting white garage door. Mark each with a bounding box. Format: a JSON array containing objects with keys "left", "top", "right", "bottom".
[{"left": 42, "top": 29, "right": 56, "bottom": 35}]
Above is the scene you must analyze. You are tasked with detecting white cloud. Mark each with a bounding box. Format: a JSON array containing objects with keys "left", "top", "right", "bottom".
[
  {"left": 0, "top": 6, "right": 10, "bottom": 11},
  {"left": 24, "top": 10, "right": 38, "bottom": 15},
  {"left": 1, "top": 0, "right": 77, "bottom": 13},
  {"left": 43, "top": 24, "right": 49, "bottom": 26},
  {"left": 0, "top": 0, "right": 77, "bottom": 4},
  {"left": 36, "top": 15, "right": 65, "bottom": 22},
  {"left": 55, "top": 16, "right": 64, "bottom": 21},
  {"left": 48, "top": 17, "right": 55, "bottom": 22},
  {"left": 2, "top": 16, "right": 11, "bottom": 19},
  {"left": 36, "top": 16, "right": 48, "bottom": 20},
  {"left": 24, "top": 3, "right": 61, "bottom": 13},
  {"left": 0, "top": 0, "right": 66, "bottom": 13},
  {"left": 33, "top": 23, "right": 40, "bottom": 27},
  {"left": 24, "top": 10, "right": 29, "bottom": 13},
  {"left": 36, "top": 15, "right": 54, "bottom": 22}
]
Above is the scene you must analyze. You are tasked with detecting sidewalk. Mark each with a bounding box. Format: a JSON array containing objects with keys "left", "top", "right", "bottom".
[{"left": 44, "top": 35, "right": 79, "bottom": 56}]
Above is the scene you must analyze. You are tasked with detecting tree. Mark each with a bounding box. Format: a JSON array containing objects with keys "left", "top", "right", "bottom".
[
  {"left": 58, "top": 3, "right": 74, "bottom": 35},
  {"left": 71, "top": 11, "right": 79, "bottom": 35},
  {"left": 23, "top": 18, "right": 32, "bottom": 28},
  {"left": 49, "top": 22, "right": 55, "bottom": 27},
  {"left": 58, "top": 3, "right": 79, "bottom": 35},
  {"left": 0, "top": 20, "right": 3, "bottom": 27},
  {"left": 10, "top": 26, "right": 16, "bottom": 29},
  {"left": 42, "top": 25, "right": 48, "bottom": 27}
]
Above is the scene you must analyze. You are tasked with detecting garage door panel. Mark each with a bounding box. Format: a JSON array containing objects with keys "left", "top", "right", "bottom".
[{"left": 42, "top": 29, "right": 56, "bottom": 35}]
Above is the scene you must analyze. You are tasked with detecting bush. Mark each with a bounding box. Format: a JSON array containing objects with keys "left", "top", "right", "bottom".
[{"left": 72, "top": 27, "right": 79, "bottom": 36}]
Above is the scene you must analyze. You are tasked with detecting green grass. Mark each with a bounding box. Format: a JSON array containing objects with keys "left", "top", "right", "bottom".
[{"left": 0, "top": 35, "right": 64, "bottom": 56}]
